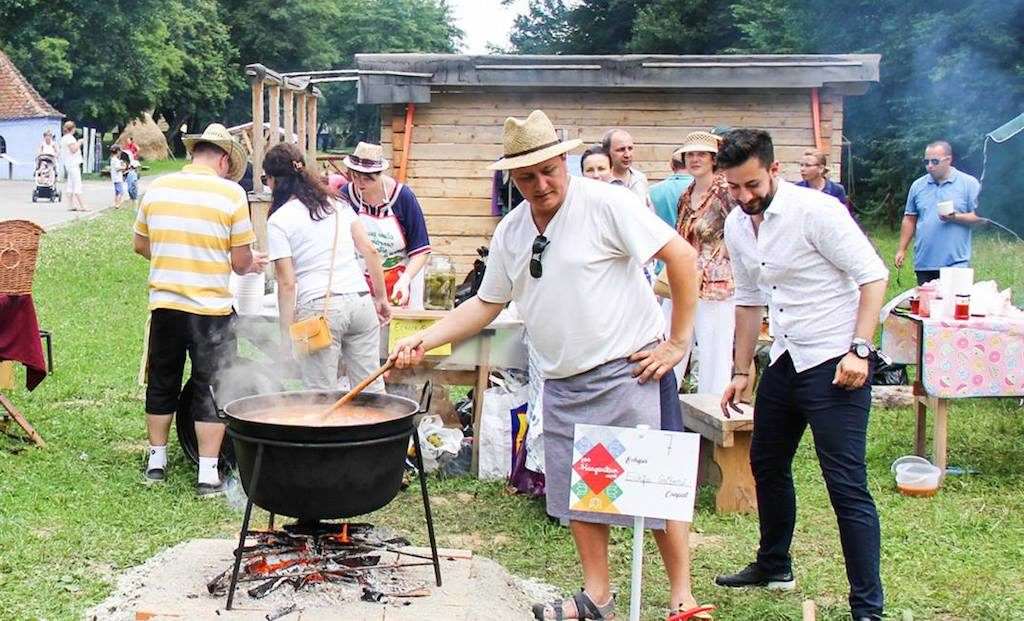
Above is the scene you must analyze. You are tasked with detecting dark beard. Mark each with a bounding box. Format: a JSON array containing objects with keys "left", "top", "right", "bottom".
[{"left": 739, "top": 179, "right": 777, "bottom": 216}]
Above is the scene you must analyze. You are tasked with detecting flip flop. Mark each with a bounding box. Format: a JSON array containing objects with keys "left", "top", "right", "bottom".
[{"left": 667, "top": 604, "right": 715, "bottom": 620}]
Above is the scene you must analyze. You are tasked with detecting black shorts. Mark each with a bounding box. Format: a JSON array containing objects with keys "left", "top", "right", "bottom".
[{"left": 145, "top": 309, "right": 237, "bottom": 422}]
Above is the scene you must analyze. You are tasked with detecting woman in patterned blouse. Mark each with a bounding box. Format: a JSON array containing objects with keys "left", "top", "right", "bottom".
[{"left": 675, "top": 131, "right": 739, "bottom": 394}]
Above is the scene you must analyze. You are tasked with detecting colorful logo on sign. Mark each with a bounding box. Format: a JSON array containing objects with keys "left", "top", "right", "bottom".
[{"left": 571, "top": 442, "right": 625, "bottom": 513}]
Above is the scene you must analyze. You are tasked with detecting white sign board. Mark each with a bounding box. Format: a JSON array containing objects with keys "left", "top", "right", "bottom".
[{"left": 569, "top": 424, "right": 700, "bottom": 522}]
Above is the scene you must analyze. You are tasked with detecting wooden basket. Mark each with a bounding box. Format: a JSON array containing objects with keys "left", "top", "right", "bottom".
[{"left": 0, "top": 220, "right": 45, "bottom": 295}]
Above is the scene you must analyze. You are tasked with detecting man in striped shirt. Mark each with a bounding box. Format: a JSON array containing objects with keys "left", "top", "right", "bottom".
[{"left": 133, "top": 124, "right": 266, "bottom": 498}]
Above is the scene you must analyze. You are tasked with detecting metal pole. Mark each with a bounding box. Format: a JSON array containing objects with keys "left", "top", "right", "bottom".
[
  {"left": 226, "top": 443, "right": 263, "bottom": 610},
  {"left": 629, "top": 515, "right": 644, "bottom": 621},
  {"left": 412, "top": 429, "right": 442, "bottom": 586}
]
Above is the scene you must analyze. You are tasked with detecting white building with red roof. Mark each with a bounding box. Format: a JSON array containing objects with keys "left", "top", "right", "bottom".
[{"left": 0, "top": 48, "right": 63, "bottom": 180}]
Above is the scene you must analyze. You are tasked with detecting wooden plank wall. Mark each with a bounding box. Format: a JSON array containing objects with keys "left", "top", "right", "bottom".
[{"left": 382, "top": 88, "right": 844, "bottom": 274}]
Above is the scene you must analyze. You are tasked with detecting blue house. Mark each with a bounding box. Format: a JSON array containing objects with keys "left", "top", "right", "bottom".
[{"left": 0, "top": 49, "right": 62, "bottom": 180}]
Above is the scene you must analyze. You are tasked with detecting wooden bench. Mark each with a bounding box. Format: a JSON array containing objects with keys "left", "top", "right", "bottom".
[{"left": 679, "top": 393, "right": 756, "bottom": 514}]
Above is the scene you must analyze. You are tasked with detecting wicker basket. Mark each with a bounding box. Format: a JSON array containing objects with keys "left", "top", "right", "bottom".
[{"left": 0, "top": 220, "right": 45, "bottom": 295}]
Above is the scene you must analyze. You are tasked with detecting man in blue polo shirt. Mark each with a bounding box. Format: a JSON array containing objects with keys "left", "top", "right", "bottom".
[
  {"left": 649, "top": 147, "right": 694, "bottom": 230},
  {"left": 894, "top": 140, "right": 983, "bottom": 284}
]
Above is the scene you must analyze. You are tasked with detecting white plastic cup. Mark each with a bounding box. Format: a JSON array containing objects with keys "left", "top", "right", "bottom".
[{"left": 937, "top": 200, "right": 955, "bottom": 217}]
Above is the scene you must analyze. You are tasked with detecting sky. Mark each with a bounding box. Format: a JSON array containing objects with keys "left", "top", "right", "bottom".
[{"left": 447, "top": 0, "right": 530, "bottom": 54}]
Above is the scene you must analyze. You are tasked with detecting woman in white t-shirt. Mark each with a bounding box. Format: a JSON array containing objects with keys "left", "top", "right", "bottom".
[{"left": 265, "top": 143, "right": 391, "bottom": 392}]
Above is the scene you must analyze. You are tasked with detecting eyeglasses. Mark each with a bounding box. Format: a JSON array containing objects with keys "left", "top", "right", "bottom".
[
  {"left": 530, "top": 235, "right": 549, "bottom": 279},
  {"left": 922, "top": 157, "right": 949, "bottom": 166}
]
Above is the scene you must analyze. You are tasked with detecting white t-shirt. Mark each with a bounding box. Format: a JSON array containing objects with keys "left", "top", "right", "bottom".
[
  {"left": 267, "top": 198, "right": 369, "bottom": 306},
  {"left": 109, "top": 156, "right": 125, "bottom": 183},
  {"left": 60, "top": 133, "right": 82, "bottom": 166},
  {"left": 477, "top": 175, "right": 674, "bottom": 379}
]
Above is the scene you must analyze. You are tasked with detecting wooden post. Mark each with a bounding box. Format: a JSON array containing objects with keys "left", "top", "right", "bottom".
[
  {"left": 251, "top": 78, "right": 265, "bottom": 193},
  {"left": 282, "top": 89, "right": 295, "bottom": 145},
  {"left": 914, "top": 396, "right": 928, "bottom": 457},
  {"left": 470, "top": 335, "right": 492, "bottom": 477},
  {"left": 305, "top": 94, "right": 318, "bottom": 165},
  {"left": 0, "top": 393, "right": 45, "bottom": 447},
  {"left": 933, "top": 398, "right": 948, "bottom": 474},
  {"left": 802, "top": 600, "right": 817, "bottom": 621},
  {"left": 267, "top": 85, "right": 281, "bottom": 148},
  {"left": 296, "top": 93, "right": 308, "bottom": 155}
]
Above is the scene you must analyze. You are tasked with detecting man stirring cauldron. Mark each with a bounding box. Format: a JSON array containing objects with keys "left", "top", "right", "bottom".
[
  {"left": 391, "top": 110, "right": 710, "bottom": 620},
  {"left": 714, "top": 129, "right": 888, "bottom": 621}
]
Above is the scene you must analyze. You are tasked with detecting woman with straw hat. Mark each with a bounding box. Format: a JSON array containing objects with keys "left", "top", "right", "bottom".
[
  {"left": 675, "top": 130, "right": 739, "bottom": 396},
  {"left": 339, "top": 142, "right": 431, "bottom": 308},
  {"left": 389, "top": 110, "right": 712, "bottom": 620}
]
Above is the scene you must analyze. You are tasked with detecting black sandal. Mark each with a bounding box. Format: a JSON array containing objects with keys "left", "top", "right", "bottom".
[{"left": 532, "top": 588, "right": 616, "bottom": 620}]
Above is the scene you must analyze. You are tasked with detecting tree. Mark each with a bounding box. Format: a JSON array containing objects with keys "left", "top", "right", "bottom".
[
  {"left": 156, "top": 0, "right": 242, "bottom": 151},
  {"left": 0, "top": 0, "right": 184, "bottom": 132}
]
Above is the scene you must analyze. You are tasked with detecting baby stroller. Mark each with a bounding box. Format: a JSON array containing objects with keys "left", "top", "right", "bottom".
[{"left": 32, "top": 154, "right": 61, "bottom": 202}]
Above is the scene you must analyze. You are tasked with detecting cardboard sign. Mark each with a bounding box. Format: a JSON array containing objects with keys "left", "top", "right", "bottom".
[
  {"left": 570, "top": 424, "right": 700, "bottom": 522},
  {"left": 387, "top": 318, "right": 451, "bottom": 356}
]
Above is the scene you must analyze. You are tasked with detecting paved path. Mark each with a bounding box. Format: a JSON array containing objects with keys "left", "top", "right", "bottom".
[{"left": 0, "top": 177, "right": 154, "bottom": 230}]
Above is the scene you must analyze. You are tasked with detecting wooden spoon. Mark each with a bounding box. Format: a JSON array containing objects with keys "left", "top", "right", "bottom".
[{"left": 320, "top": 359, "right": 394, "bottom": 419}]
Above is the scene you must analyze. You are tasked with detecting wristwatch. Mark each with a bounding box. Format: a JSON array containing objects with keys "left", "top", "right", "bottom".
[{"left": 850, "top": 337, "right": 874, "bottom": 360}]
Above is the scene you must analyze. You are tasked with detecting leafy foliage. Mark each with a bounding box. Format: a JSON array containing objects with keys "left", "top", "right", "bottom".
[{"left": 506, "top": 0, "right": 1024, "bottom": 227}]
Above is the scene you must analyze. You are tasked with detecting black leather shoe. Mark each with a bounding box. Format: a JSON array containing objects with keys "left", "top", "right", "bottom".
[
  {"left": 715, "top": 562, "right": 795, "bottom": 590},
  {"left": 143, "top": 467, "right": 165, "bottom": 484}
]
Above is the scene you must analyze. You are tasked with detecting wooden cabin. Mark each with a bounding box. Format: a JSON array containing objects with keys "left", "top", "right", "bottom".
[
  {"left": 245, "top": 55, "right": 880, "bottom": 274},
  {"left": 356, "top": 54, "right": 879, "bottom": 273}
]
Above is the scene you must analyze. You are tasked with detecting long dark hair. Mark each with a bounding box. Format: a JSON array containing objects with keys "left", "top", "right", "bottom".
[{"left": 264, "top": 142, "right": 334, "bottom": 220}]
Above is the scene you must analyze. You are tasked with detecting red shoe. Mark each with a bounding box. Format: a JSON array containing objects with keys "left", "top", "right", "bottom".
[{"left": 667, "top": 605, "right": 715, "bottom": 621}]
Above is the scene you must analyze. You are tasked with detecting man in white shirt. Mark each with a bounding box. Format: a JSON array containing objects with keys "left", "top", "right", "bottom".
[
  {"left": 60, "top": 120, "right": 87, "bottom": 211},
  {"left": 715, "top": 129, "right": 888, "bottom": 621},
  {"left": 391, "top": 110, "right": 707, "bottom": 620},
  {"left": 602, "top": 128, "right": 651, "bottom": 207}
]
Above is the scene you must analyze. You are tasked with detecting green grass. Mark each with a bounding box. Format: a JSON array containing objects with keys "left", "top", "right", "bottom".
[
  {"left": 1, "top": 211, "right": 1023, "bottom": 620},
  {"left": 82, "top": 158, "right": 186, "bottom": 181}
]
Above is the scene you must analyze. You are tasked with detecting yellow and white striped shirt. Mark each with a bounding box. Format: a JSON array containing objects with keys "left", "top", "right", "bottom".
[{"left": 134, "top": 164, "right": 255, "bottom": 316}]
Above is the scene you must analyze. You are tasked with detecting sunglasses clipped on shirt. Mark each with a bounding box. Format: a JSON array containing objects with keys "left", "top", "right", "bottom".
[
  {"left": 530, "top": 234, "right": 549, "bottom": 278},
  {"left": 922, "top": 157, "right": 949, "bottom": 166}
]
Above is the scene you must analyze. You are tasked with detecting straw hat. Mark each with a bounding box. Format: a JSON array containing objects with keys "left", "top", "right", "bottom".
[
  {"left": 488, "top": 110, "right": 583, "bottom": 171},
  {"left": 343, "top": 142, "right": 390, "bottom": 174},
  {"left": 679, "top": 131, "right": 721, "bottom": 155},
  {"left": 182, "top": 123, "right": 247, "bottom": 182}
]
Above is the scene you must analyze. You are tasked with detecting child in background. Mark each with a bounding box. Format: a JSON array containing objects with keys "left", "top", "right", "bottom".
[
  {"left": 110, "top": 145, "right": 126, "bottom": 208},
  {"left": 121, "top": 149, "right": 140, "bottom": 208}
]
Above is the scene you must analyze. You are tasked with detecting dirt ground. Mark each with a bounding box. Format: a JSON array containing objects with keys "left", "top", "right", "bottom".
[{"left": 85, "top": 538, "right": 559, "bottom": 621}]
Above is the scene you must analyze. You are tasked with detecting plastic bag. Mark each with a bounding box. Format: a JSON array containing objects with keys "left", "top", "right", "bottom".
[
  {"left": 478, "top": 370, "right": 529, "bottom": 480},
  {"left": 416, "top": 415, "right": 463, "bottom": 473}
]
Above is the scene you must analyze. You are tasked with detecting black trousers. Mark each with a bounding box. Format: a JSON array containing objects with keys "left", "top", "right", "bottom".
[
  {"left": 752, "top": 352, "right": 883, "bottom": 618},
  {"left": 146, "top": 309, "right": 237, "bottom": 422}
]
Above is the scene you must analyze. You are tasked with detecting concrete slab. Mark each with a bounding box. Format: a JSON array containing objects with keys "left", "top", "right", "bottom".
[
  {"left": 86, "top": 538, "right": 557, "bottom": 621},
  {"left": 0, "top": 177, "right": 153, "bottom": 231}
]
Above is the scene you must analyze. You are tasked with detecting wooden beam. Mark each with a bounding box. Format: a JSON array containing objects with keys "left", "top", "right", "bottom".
[
  {"left": 282, "top": 89, "right": 295, "bottom": 145},
  {"left": 251, "top": 78, "right": 265, "bottom": 193},
  {"left": 306, "top": 94, "right": 318, "bottom": 164},
  {"left": 267, "top": 85, "right": 281, "bottom": 148},
  {"left": 296, "top": 93, "right": 307, "bottom": 154}
]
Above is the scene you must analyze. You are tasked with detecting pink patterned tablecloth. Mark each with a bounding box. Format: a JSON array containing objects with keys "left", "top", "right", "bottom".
[{"left": 881, "top": 313, "right": 1024, "bottom": 398}]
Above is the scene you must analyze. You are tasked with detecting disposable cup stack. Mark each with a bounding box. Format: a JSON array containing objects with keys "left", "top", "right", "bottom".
[{"left": 233, "top": 272, "right": 266, "bottom": 315}]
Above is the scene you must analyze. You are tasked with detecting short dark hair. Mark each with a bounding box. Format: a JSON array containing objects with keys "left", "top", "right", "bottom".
[
  {"left": 580, "top": 144, "right": 611, "bottom": 173},
  {"left": 716, "top": 129, "right": 775, "bottom": 170},
  {"left": 191, "top": 141, "right": 227, "bottom": 159}
]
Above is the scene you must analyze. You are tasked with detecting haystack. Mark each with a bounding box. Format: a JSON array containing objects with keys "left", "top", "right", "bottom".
[{"left": 118, "top": 112, "right": 171, "bottom": 161}]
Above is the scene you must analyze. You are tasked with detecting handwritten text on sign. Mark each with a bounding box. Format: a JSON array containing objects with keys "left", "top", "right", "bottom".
[
  {"left": 570, "top": 424, "right": 700, "bottom": 522},
  {"left": 387, "top": 319, "right": 452, "bottom": 356}
]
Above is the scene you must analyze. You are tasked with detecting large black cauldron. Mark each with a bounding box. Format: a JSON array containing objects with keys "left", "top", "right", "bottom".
[{"left": 221, "top": 388, "right": 423, "bottom": 521}]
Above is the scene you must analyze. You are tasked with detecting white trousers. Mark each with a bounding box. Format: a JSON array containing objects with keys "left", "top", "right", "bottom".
[{"left": 693, "top": 298, "right": 736, "bottom": 395}]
